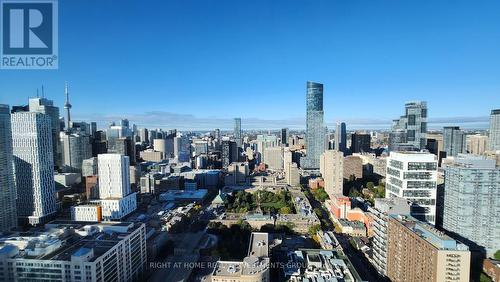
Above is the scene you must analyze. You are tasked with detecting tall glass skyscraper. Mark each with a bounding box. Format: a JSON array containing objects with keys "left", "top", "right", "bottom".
[
  {"left": 390, "top": 101, "right": 427, "bottom": 151},
  {"left": 0, "top": 105, "right": 17, "bottom": 231},
  {"left": 304, "top": 81, "right": 325, "bottom": 169},
  {"left": 234, "top": 117, "right": 242, "bottom": 148},
  {"left": 335, "top": 122, "right": 347, "bottom": 153},
  {"left": 281, "top": 128, "right": 289, "bottom": 146},
  {"left": 489, "top": 109, "right": 500, "bottom": 151}
]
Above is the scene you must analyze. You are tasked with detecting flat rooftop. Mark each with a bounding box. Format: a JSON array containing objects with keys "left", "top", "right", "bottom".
[
  {"left": 213, "top": 261, "right": 243, "bottom": 277},
  {"left": 212, "top": 232, "right": 270, "bottom": 278},
  {"left": 248, "top": 232, "right": 269, "bottom": 258},
  {"left": 0, "top": 221, "right": 143, "bottom": 262},
  {"left": 390, "top": 215, "right": 468, "bottom": 251}
]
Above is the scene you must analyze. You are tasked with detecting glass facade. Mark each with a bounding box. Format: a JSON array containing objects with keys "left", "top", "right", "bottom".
[
  {"left": 390, "top": 101, "right": 427, "bottom": 151},
  {"left": 234, "top": 118, "right": 242, "bottom": 148},
  {"left": 304, "top": 81, "right": 325, "bottom": 169},
  {"left": 335, "top": 122, "right": 347, "bottom": 153},
  {"left": 489, "top": 109, "right": 500, "bottom": 151},
  {"left": 443, "top": 156, "right": 500, "bottom": 256},
  {"left": 443, "top": 126, "right": 466, "bottom": 157}
]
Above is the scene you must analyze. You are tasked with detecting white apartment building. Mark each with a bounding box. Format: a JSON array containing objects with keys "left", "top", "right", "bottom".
[
  {"left": 98, "top": 154, "right": 131, "bottom": 198},
  {"left": 71, "top": 205, "right": 102, "bottom": 222},
  {"left": 11, "top": 111, "right": 57, "bottom": 225},
  {"left": 99, "top": 193, "right": 137, "bottom": 221},
  {"left": 385, "top": 151, "right": 438, "bottom": 225},
  {"left": 85, "top": 154, "right": 138, "bottom": 220},
  {"left": 0, "top": 221, "right": 147, "bottom": 282}
]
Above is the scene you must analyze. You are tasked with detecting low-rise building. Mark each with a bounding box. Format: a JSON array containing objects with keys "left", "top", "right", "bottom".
[
  {"left": 140, "top": 149, "right": 164, "bottom": 162},
  {"left": 71, "top": 205, "right": 102, "bottom": 222},
  {"left": 308, "top": 178, "right": 324, "bottom": 190},
  {"left": 159, "top": 189, "right": 208, "bottom": 204},
  {"left": 98, "top": 192, "right": 137, "bottom": 221},
  {"left": 337, "top": 219, "right": 366, "bottom": 237},
  {"left": 325, "top": 196, "right": 351, "bottom": 220},
  {"left": 54, "top": 173, "right": 81, "bottom": 188},
  {"left": 212, "top": 232, "right": 270, "bottom": 282},
  {"left": 285, "top": 249, "right": 362, "bottom": 281}
]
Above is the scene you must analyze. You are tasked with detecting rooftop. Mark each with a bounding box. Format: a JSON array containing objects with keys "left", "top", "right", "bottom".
[
  {"left": 248, "top": 232, "right": 269, "bottom": 258},
  {"left": 0, "top": 221, "right": 143, "bottom": 262},
  {"left": 450, "top": 154, "right": 496, "bottom": 169},
  {"left": 285, "top": 249, "right": 362, "bottom": 282},
  {"left": 390, "top": 215, "right": 468, "bottom": 251},
  {"left": 212, "top": 232, "right": 270, "bottom": 278}
]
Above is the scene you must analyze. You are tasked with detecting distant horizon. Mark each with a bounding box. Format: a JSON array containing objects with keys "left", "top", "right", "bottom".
[
  {"left": 74, "top": 111, "right": 491, "bottom": 132},
  {"left": 5, "top": 93, "right": 496, "bottom": 131}
]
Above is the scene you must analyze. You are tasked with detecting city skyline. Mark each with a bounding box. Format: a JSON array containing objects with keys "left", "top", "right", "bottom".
[
  {"left": 1, "top": 90, "right": 496, "bottom": 131},
  {"left": 1, "top": 2, "right": 500, "bottom": 281},
  {"left": 1, "top": 1, "right": 499, "bottom": 129}
]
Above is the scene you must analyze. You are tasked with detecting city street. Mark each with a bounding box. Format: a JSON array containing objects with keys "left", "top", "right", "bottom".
[
  {"left": 302, "top": 185, "right": 380, "bottom": 281},
  {"left": 149, "top": 231, "right": 205, "bottom": 282}
]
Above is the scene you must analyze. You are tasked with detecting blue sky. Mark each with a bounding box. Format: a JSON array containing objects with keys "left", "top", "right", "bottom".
[{"left": 1, "top": 0, "right": 499, "bottom": 130}]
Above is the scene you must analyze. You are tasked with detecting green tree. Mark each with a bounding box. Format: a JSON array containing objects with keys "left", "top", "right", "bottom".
[
  {"left": 366, "top": 182, "right": 375, "bottom": 190},
  {"left": 308, "top": 224, "right": 321, "bottom": 236},
  {"left": 312, "top": 188, "right": 329, "bottom": 202},
  {"left": 494, "top": 250, "right": 500, "bottom": 260},
  {"left": 333, "top": 222, "right": 342, "bottom": 233},
  {"left": 480, "top": 272, "right": 493, "bottom": 282},
  {"left": 349, "top": 187, "right": 362, "bottom": 197},
  {"left": 279, "top": 206, "right": 292, "bottom": 214}
]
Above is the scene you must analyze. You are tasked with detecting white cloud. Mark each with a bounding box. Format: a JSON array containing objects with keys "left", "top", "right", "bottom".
[{"left": 72, "top": 111, "right": 490, "bottom": 131}]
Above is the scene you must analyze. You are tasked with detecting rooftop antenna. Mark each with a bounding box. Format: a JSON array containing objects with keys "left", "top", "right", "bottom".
[
  {"left": 41, "top": 85, "right": 45, "bottom": 98},
  {"left": 36, "top": 88, "right": 39, "bottom": 98}
]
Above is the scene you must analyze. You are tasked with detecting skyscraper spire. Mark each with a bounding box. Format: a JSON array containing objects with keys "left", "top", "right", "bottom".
[{"left": 64, "top": 82, "right": 72, "bottom": 130}]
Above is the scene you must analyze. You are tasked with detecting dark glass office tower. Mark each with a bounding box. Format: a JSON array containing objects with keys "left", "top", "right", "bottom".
[
  {"left": 281, "top": 128, "right": 289, "bottom": 146},
  {"left": 443, "top": 126, "right": 466, "bottom": 157},
  {"left": 304, "top": 81, "right": 325, "bottom": 169},
  {"left": 351, "top": 133, "right": 371, "bottom": 153},
  {"left": 222, "top": 140, "right": 238, "bottom": 168},
  {"left": 234, "top": 118, "right": 242, "bottom": 148},
  {"left": 335, "top": 122, "right": 347, "bottom": 153}
]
